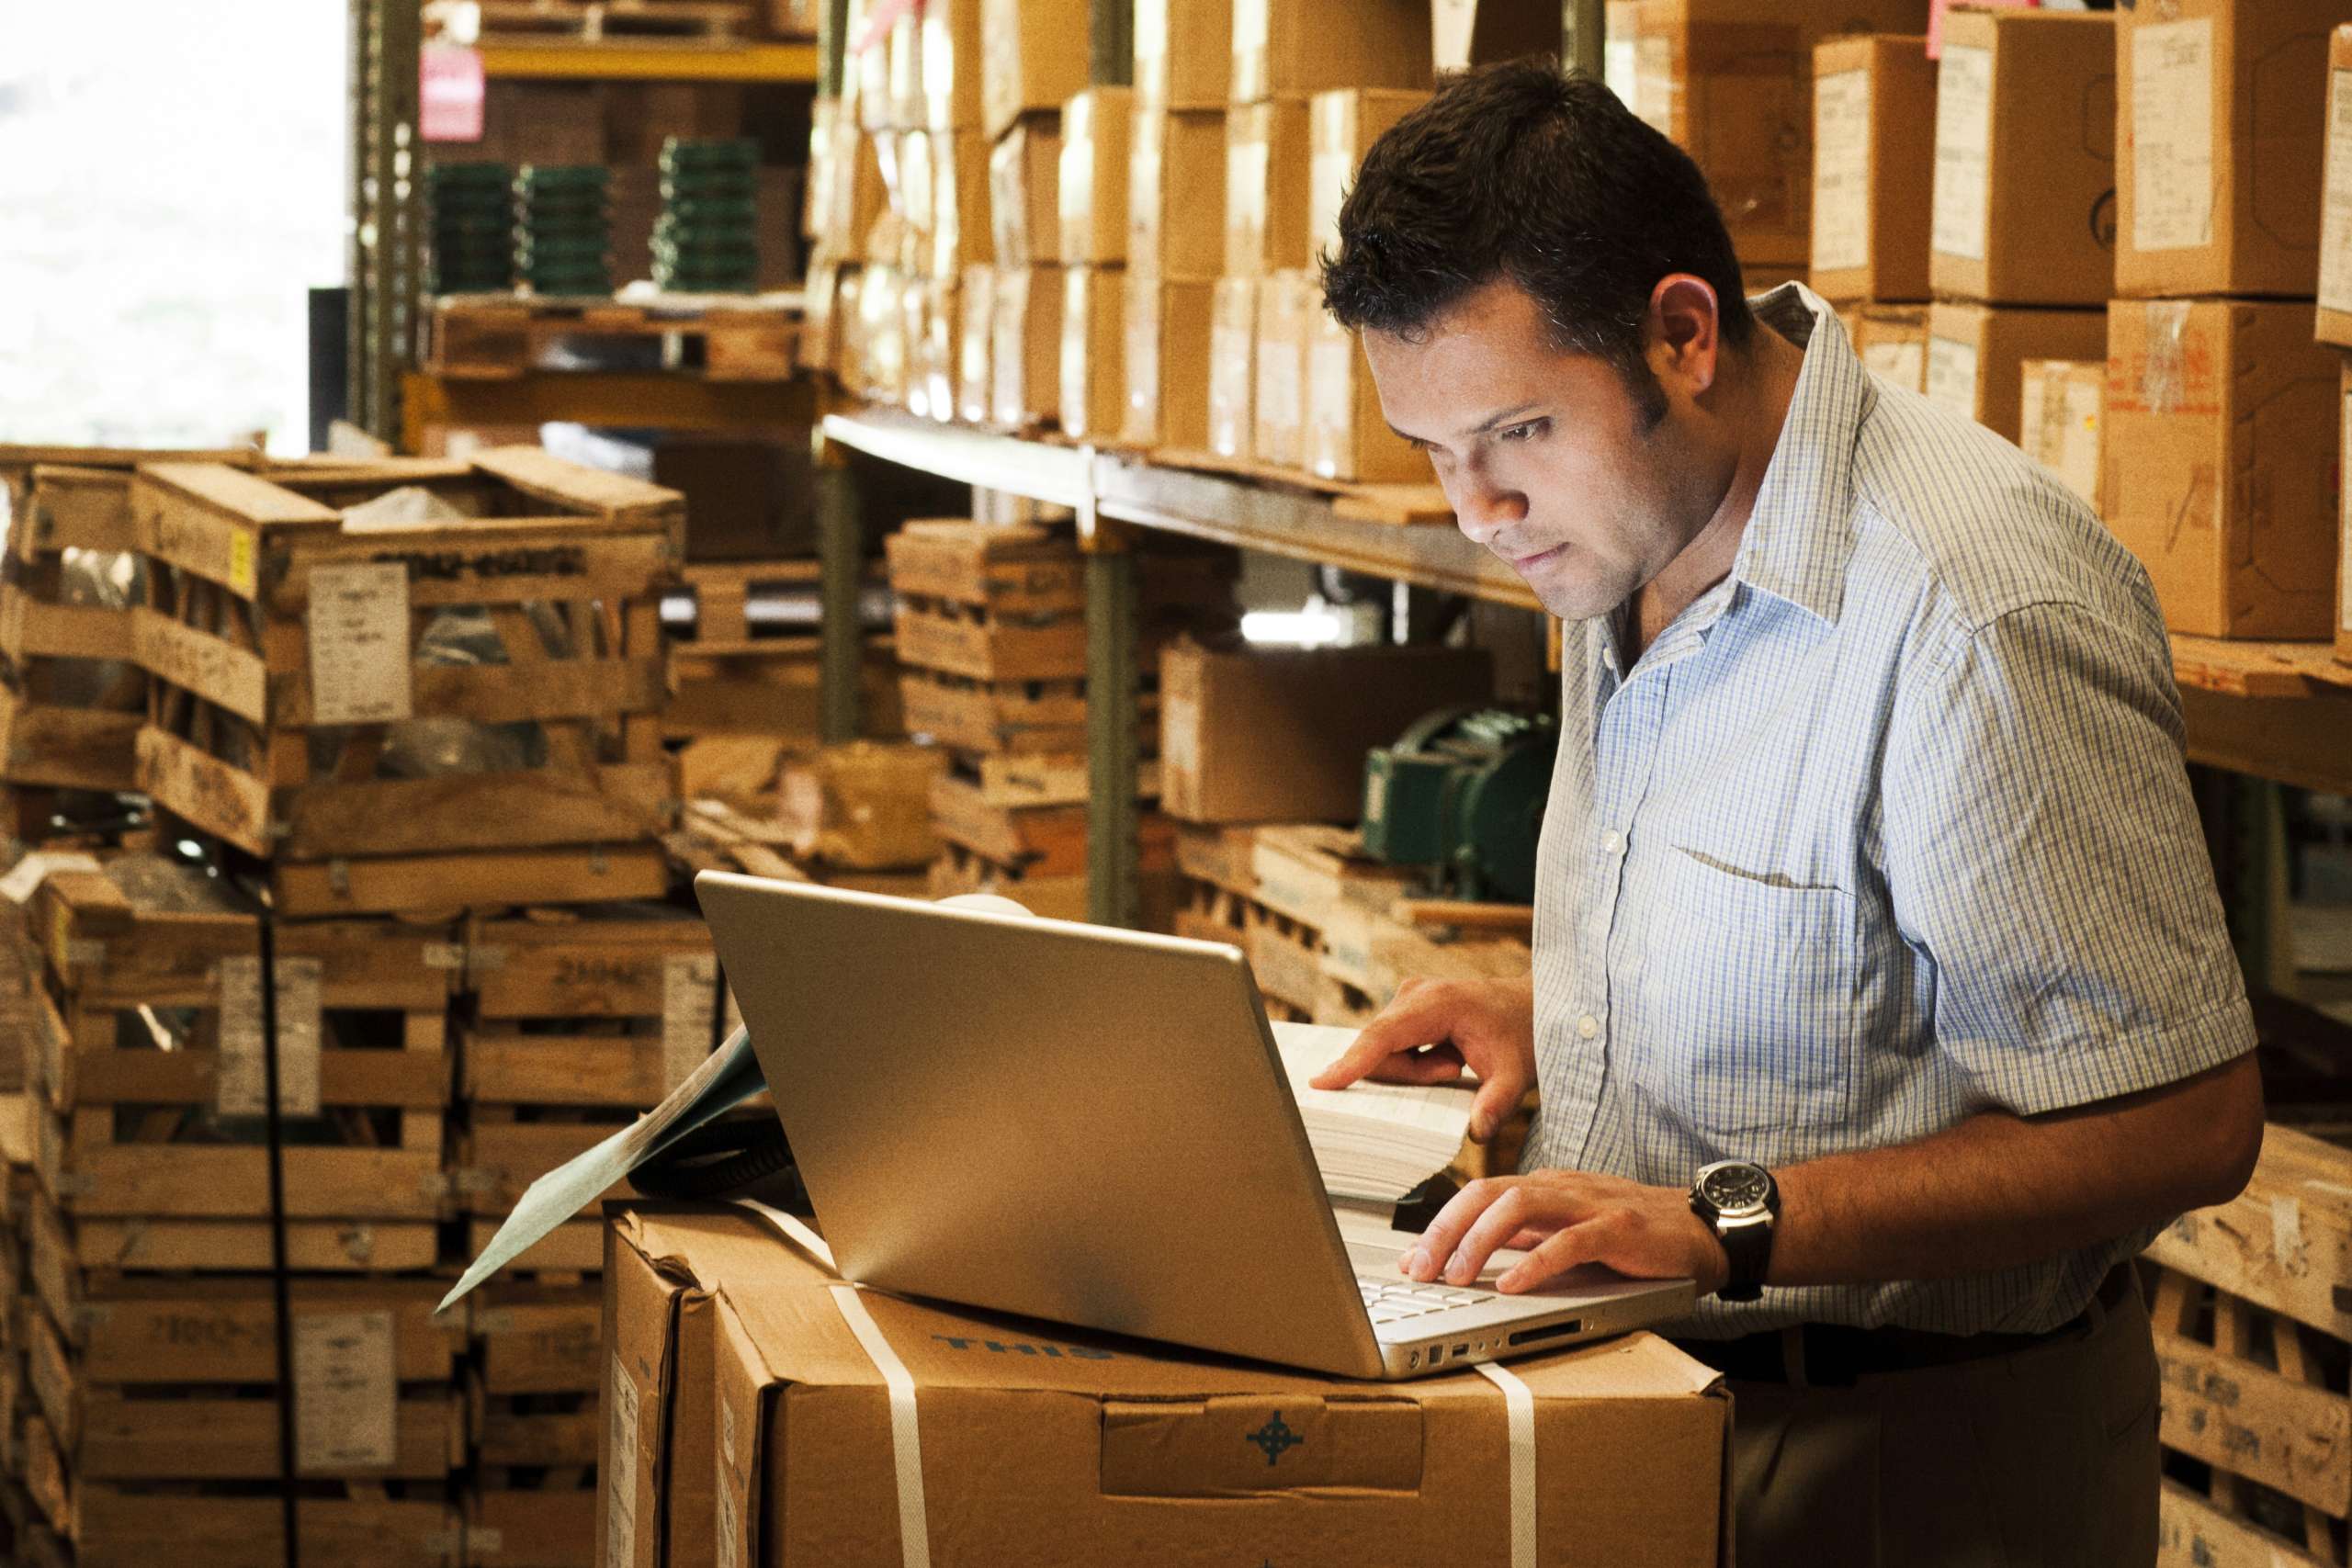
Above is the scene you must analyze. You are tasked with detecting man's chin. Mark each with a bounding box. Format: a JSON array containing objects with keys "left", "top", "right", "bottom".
[{"left": 1520, "top": 558, "right": 1623, "bottom": 624}]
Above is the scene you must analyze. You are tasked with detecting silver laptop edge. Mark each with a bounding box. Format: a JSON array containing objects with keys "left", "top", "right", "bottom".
[{"left": 695, "top": 872, "right": 1692, "bottom": 1380}]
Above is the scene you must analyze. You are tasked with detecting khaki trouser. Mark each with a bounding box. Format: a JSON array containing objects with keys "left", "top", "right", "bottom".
[{"left": 1722, "top": 1275, "right": 2159, "bottom": 1567}]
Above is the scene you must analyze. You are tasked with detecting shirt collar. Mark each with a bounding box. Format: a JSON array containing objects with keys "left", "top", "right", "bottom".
[{"left": 1724, "top": 282, "right": 1875, "bottom": 627}]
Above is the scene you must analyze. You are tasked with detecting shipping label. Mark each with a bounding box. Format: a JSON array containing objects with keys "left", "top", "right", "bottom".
[
  {"left": 2321, "top": 71, "right": 2352, "bottom": 316},
  {"left": 292, "top": 1310, "right": 398, "bottom": 1473},
  {"left": 2131, "top": 19, "right": 2215, "bottom": 254},
  {"left": 1931, "top": 45, "right": 1993, "bottom": 263},
  {"left": 306, "top": 560, "right": 413, "bottom": 727},
  {"left": 1811, "top": 69, "right": 1874, "bottom": 275}
]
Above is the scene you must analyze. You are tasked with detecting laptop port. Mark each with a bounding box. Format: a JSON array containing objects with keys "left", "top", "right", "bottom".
[
  {"left": 1428, "top": 1346, "right": 1445, "bottom": 1365},
  {"left": 1453, "top": 1343, "right": 1471, "bottom": 1358},
  {"left": 1506, "top": 1319, "right": 1586, "bottom": 1348}
]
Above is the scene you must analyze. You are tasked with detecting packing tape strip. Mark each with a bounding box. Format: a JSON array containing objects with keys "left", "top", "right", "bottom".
[
  {"left": 2143, "top": 299, "right": 2191, "bottom": 415},
  {"left": 1476, "top": 1360, "right": 1537, "bottom": 1568},
  {"left": 733, "top": 1197, "right": 835, "bottom": 1272},
  {"left": 830, "top": 1283, "right": 934, "bottom": 1568}
]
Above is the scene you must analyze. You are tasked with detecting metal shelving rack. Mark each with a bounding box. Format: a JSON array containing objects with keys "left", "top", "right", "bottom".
[{"left": 349, "top": 0, "right": 424, "bottom": 444}]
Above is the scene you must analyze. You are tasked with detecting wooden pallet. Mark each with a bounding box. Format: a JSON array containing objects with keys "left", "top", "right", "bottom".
[
  {"left": 898, "top": 669, "right": 1091, "bottom": 755},
  {"left": 928, "top": 773, "right": 1091, "bottom": 877},
  {"left": 928, "top": 838, "right": 1184, "bottom": 929},
  {"left": 669, "top": 558, "right": 820, "bottom": 650},
  {"left": 465, "top": 1472, "right": 597, "bottom": 1568},
  {"left": 61, "top": 1476, "right": 460, "bottom": 1567},
  {"left": 26, "top": 855, "right": 453, "bottom": 1226},
  {"left": 269, "top": 842, "right": 672, "bottom": 920},
  {"left": 469, "top": 1374, "right": 597, "bottom": 1471},
  {"left": 1250, "top": 824, "right": 1422, "bottom": 932},
  {"left": 129, "top": 451, "right": 682, "bottom": 879},
  {"left": 665, "top": 631, "right": 904, "bottom": 742},
  {"left": 1244, "top": 900, "right": 1326, "bottom": 1020},
  {"left": 424, "top": 292, "right": 793, "bottom": 380}
]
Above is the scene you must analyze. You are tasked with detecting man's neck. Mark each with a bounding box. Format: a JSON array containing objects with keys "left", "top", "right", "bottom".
[{"left": 1623, "top": 324, "right": 1808, "bottom": 663}]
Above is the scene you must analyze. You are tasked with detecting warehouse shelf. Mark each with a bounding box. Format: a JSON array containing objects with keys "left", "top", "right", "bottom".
[
  {"left": 820, "top": 409, "right": 1094, "bottom": 513},
  {"left": 476, "top": 39, "right": 820, "bottom": 81},
  {"left": 2169, "top": 636, "right": 2352, "bottom": 700}
]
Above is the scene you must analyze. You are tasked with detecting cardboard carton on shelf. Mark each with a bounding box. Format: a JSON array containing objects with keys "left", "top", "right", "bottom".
[
  {"left": 2102, "top": 299, "right": 2342, "bottom": 640},
  {"left": 1306, "top": 309, "right": 1426, "bottom": 485},
  {"left": 1130, "top": 107, "right": 1228, "bottom": 279},
  {"left": 1058, "top": 86, "right": 1133, "bottom": 265},
  {"left": 1307, "top": 88, "right": 1430, "bottom": 267},
  {"left": 921, "top": 0, "right": 982, "bottom": 133},
  {"left": 1806, "top": 34, "right": 1935, "bottom": 305},
  {"left": 1059, "top": 263, "right": 1126, "bottom": 441},
  {"left": 1122, "top": 276, "right": 1216, "bottom": 450},
  {"left": 2016, "top": 357, "right": 2105, "bottom": 516},
  {"left": 932, "top": 128, "right": 992, "bottom": 280},
  {"left": 989, "top": 113, "right": 1061, "bottom": 269},
  {"left": 1928, "top": 8, "right": 2117, "bottom": 309},
  {"left": 1208, "top": 275, "right": 1259, "bottom": 459},
  {"left": 990, "top": 264, "right": 1064, "bottom": 430},
  {"left": 1230, "top": 0, "right": 1434, "bottom": 105},
  {"left": 2318, "top": 24, "right": 2352, "bottom": 348},
  {"left": 1838, "top": 300, "right": 1930, "bottom": 394},
  {"left": 980, "top": 0, "right": 1090, "bottom": 141},
  {"left": 1923, "top": 300, "right": 2106, "bottom": 443},
  {"left": 957, "top": 263, "right": 998, "bottom": 424},
  {"left": 1135, "top": 0, "right": 1232, "bottom": 108},
  {"left": 2116, "top": 0, "right": 2342, "bottom": 301},
  {"left": 1224, "top": 96, "right": 1312, "bottom": 278},
  {"left": 1252, "top": 269, "right": 1316, "bottom": 468}
]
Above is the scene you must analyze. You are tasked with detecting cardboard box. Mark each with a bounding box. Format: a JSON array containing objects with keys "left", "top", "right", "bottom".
[
  {"left": 1924, "top": 300, "right": 2106, "bottom": 442},
  {"left": 854, "top": 265, "right": 910, "bottom": 403},
  {"left": 2319, "top": 26, "right": 2352, "bottom": 347},
  {"left": 824, "top": 124, "right": 889, "bottom": 260},
  {"left": 1135, "top": 0, "right": 1231, "bottom": 108},
  {"left": 921, "top": 0, "right": 983, "bottom": 131},
  {"left": 981, "top": 0, "right": 1090, "bottom": 141},
  {"left": 887, "top": 6, "right": 924, "bottom": 129},
  {"left": 600, "top": 1206, "right": 785, "bottom": 1568},
  {"left": 1162, "top": 639, "right": 1493, "bottom": 822},
  {"left": 2017, "top": 357, "right": 2104, "bottom": 513},
  {"left": 1433, "top": 0, "right": 1566, "bottom": 71},
  {"left": 1122, "top": 276, "right": 1216, "bottom": 449},
  {"left": 1306, "top": 310, "right": 1422, "bottom": 485},
  {"left": 1224, "top": 97, "right": 1312, "bottom": 277},
  {"left": 932, "top": 129, "right": 992, "bottom": 279},
  {"left": 1209, "top": 276, "right": 1259, "bottom": 458},
  {"left": 1807, "top": 34, "right": 1936, "bottom": 304},
  {"left": 957, "top": 264, "right": 998, "bottom": 423},
  {"left": 1058, "top": 87, "right": 1133, "bottom": 265},
  {"left": 2102, "top": 299, "right": 2343, "bottom": 639},
  {"left": 2117, "top": 1, "right": 2339, "bottom": 300},
  {"left": 709, "top": 1219, "right": 1728, "bottom": 1568},
  {"left": 899, "top": 128, "right": 937, "bottom": 241},
  {"left": 989, "top": 114, "right": 1060, "bottom": 268},
  {"left": 1928, "top": 9, "right": 2116, "bottom": 308},
  {"left": 1841, "top": 301, "right": 1931, "bottom": 393},
  {"left": 1060, "top": 264, "right": 1126, "bottom": 441},
  {"left": 1129, "top": 108, "right": 1227, "bottom": 279},
  {"left": 991, "top": 264, "right": 1064, "bottom": 428},
  {"left": 912, "top": 276, "right": 961, "bottom": 423},
  {"left": 1631, "top": 0, "right": 1931, "bottom": 271},
  {"left": 1309, "top": 88, "right": 1430, "bottom": 269},
  {"left": 852, "top": 0, "right": 891, "bottom": 130},
  {"left": 2339, "top": 357, "right": 2352, "bottom": 664},
  {"left": 1231, "top": 0, "right": 1433, "bottom": 104},
  {"left": 1252, "top": 269, "right": 1316, "bottom": 468}
]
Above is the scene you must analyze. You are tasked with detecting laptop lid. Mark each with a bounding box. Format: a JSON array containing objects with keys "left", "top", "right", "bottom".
[{"left": 694, "top": 872, "right": 1390, "bottom": 1379}]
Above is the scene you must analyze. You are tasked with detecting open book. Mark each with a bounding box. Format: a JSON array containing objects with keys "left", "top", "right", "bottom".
[{"left": 1271, "top": 1021, "right": 1476, "bottom": 1206}]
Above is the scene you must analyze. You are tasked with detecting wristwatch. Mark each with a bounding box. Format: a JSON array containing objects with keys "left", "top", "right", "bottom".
[{"left": 1690, "top": 1160, "right": 1780, "bottom": 1302}]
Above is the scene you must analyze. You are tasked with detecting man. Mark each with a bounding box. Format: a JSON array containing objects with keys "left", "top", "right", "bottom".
[{"left": 1310, "top": 61, "right": 2263, "bottom": 1565}]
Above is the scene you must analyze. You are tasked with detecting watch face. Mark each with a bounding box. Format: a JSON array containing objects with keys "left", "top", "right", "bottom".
[{"left": 1700, "top": 1162, "right": 1771, "bottom": 1217}]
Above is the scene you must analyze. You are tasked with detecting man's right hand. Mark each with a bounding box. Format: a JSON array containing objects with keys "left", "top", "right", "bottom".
[{"left": 1309, "top": 976, "right": 1537, "bottom": 1144}]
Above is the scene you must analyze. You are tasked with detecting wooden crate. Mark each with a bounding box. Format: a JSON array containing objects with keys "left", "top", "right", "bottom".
[
  {"left": 899, "top": 669, "right": 1091, "bottom": 755},
  {"left": 464, "top": 1474, "right": 596, "bottom": 1568},
  {"left": 1250, "top": 824, "right": 1421, "bottom": 932},
  {"left": 1244, "top": 900, "right": 1326, "bottom": 1020},
  {"left": 128, "top": 450, "right": 683, "bottom": 903},
  {"left": 928, "top": 772, "right": 1090, "bottom": 877},
  {"left": 429, "top": 0, "right": 756, "bottom": 45},
  {"left": 929, "top": 838, "right": 1184, "bottom": 930},
  {"left": 666, "top": 633, "right": 904, "bottom": 741},
  {"left": 469, "top": 1280, "right": 601, "bottom": 1398},
  {"left": 63, "top": 1478, "right": 460, "bottom": 1568},
  {"left": 469, "top": 1373, "right": 596, "bottom": 1471},
  {"left": 25, "top": 855, "right": 453, "bottom": 1230},
  {"left": 2146, "top": 1123, "right": 2352, "bottom": 1344},
  {"left": 423, "top": 293, "right": 793, "bottom": 380}
]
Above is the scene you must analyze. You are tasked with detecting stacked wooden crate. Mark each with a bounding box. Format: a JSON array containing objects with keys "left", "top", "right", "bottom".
[
  {"left": 663, "top": 558, "right": 902, "bottom": 747},
  {"left": 126, "top": 449, "right": 684, "bottom": 919},
  {"left": 0, "top": 1090, "right": 61, "bottom": 1565},
  {"left": 1173, "top": 822, "right": 1419, "bottom": 1024}
]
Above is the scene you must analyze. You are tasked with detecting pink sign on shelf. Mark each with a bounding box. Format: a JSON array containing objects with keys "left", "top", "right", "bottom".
[
  {"left": 421, "top": 45, "right": 486, "bottom": 142},
  {"left": 1928, "top": 0, "right": 2040, "bottom": 59}
]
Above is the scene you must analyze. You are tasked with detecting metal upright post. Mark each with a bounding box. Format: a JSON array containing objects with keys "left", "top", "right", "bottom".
[
  {"left": 349, "top": 0, "right": 424, "bottom": 446},
  {"left": 1562, "top": 0, "right": 1606, "bottom": 78},
  {"left": 816, "top": 428, "right": 865, "bottom": 744},
  {"left": 1082, "top": 497, "right": 1142, "bottom": 929},
  {"left": 1091, "top": 0, "right": 1136, "bottom": 85}
]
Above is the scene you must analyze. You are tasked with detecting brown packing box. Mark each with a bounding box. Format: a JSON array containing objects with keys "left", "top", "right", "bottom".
[
  {"left": 824, "top": 125, "right": 889, "bottom": 261},
  {"left": 1230, "top": 0, "right": 1434, "bottom": 105},
  {"left": 888, "top": 7, "right": 924, "bottom": 130},
  {"left": 1135, "top": 0, "right": 1231, "bottom": 108},
  {"left": 1807, "top": 34, "right": 1936, "bottom": 304},
  {"left": 899, "top": 130, "right": 938, "bottom": 243},
  {"left": 855, "top": 265, "right": 910, "bottom": 404},
  {"left": 1209, "top": 275, "right": 1260, "bottom": 458},
  {"left": 957, "top": 265, "right": 998, "bottom": 423},
  {"left": 2340, "top": 357, "right": 2352, "bottom": 664},
  {"left": 1924, "top": 300, "right": 2106, "bottom": 442},
  {"left": 991, "top": 264, "right": 1064, "bottom": 429},
  {"left": 1840, "top": 301, "right": 1931, "bottom": 394},
  {"left": 980, "top": 0, "right": 1090, "bottom": 141},
  {"left": 1058, "top": 87, "right": 1132, "bottom": 265},
  {"left": 1309, "top": 88, "right": 1430, "bottom": 268},
  {"left": 914, "top": 276, "right": 961, "bottom": 423},
  {"left": 921, "top": 0, "right": 982, "bottom": 131},
  {"left": 932, "top": 129, "right": 991, "bottom": 280},
  {"left": 1129, "top": 108, "right": 1228, "bottom": 279},
  {"left": 1432, "top": 0, "right": 1566, "bottom": 72},
  {"left": 1252, "top": 269, "right": 1316, "bottom": 468},
  {"left": 2017, "top": 358, "right": 2105, "bottom": 514},
  {"left": 1224, "top": 96, "right": 1312, "bottom": 277},
  {"left": 710, "top": 1223, "right": 1730, "bottom": 1568},
  {"left": 601, "top": 1206, "right": 786, "bottom": 1568},
  {"left": 1928, "top": 9, "right": 2116, "bottom": 308},
  {"left": 1161, "top": 639, "right": 1493, "bottom": 822},
  {"left": 853, "top": 2, "right": 890, "bottom": 130},
  {"left": 2117, "top": 0, "right": 2340, "bottom": 301},
  {"left": 2320, "top": 25, "right": 2352, "bottom": 347},
  {"left": 989, "top": 114, "right": 1060, "bottom": 268},
  {"left": 1123, "top": 276, "right": 1216, "bottom": 449},
  {"left": 2102, "top": 299, "right": 2343, "bottom": 639},
  {"left": 1631, "top": 0, "right": 1932, "bottom": 271},
  {"left": 1059, "top": 264, "right": 1126, "bottom": 442},
  {"left": 1306, "top": 309, "right": 1423, "bottom": 485}
]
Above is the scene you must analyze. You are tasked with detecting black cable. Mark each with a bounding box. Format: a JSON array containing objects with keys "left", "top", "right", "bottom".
[
  {"left": 256, "top": 910, "right": 302, "bottom": 1568},
  {"left": 628, "top": 1115, "right": 797, "bottom": 1201}
]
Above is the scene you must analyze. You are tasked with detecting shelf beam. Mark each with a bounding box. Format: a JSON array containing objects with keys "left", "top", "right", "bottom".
[{"left": 475, "top": 39, "right": 820, "bottom": 81}]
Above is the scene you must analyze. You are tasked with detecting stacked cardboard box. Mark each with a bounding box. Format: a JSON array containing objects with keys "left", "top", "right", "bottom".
[
  {"left": 1057, "top": 86, "right": 1132, "bottom": 440},
  {"left": 1811, "top": 37, "right": 1935, "bottom": 396},
  {"left": 1922, "top": 9, "right": 2112, "bottom": 444},
  {"left": 2326, "top": 25, "right": 2352, "bottom": 666},
  {"left": 1122, "top": 0, "right": 1227, "bottom": 450},
  {"left": 2105, "top": 1, "right": 2343, "bottom": 641}
]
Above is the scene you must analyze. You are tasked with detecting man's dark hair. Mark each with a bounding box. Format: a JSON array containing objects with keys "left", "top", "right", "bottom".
[{"left": 1322, "top": 59, "right": 1755, "bottom": 397}]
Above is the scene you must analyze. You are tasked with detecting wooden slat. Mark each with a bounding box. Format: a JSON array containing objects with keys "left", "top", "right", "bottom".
[
  {"left": 465, "top": 444, "right": 686, "bottom": 524},
  {"left": 0, "top": 694, "right": 140, "bottom": 794},
  {"left": 892, "top": 601, "right": 1090, "bottom": 682},
  {"left": 2152, "top": 1295, "right": 2352, "bottom": 1516},
  {"left": 131, "top": 608, "right": 270, "bottom": 727},
  {"left": 270, "top": 843, "right": 669, "bottom": 919},
  {"left": 2145, "top": 1122, "right": 2352, "bottom": 1341},
  {"left": 2159, "top": 1478, "right": 2336, "bottom": 1568},
  {"left": 132, "top": 726, "right": 274, "bottom": 854},
  {"left": 273, "top": 760, "right": 669, "bottom": 860},
  {"left": 74, "top": 1484, "right": 460, "bottom": 1568}
]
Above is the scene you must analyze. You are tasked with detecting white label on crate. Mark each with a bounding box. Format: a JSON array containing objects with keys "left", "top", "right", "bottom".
[
  {"left": 305, "top": 560, "right": 413, "bottom": 727},
  {"left": 1811, "top": 69, "right": 1873, "bottom": 275},
  {"left": 0, "top": 852, "right": 98, "bottom": 905},
  {"left": 1861, "top": 340, "right": 1926, "bottom": 395},
  {"left": 716, "top": 1483, "right": 743, "bottom": 1568},
  {"left": 216, "top": 954, "right": 323, "bottom": 1119},
  {"left": 2272, "top": 1197, "right": 2309, "bottom": 1275},
  {"left": 662, "top": 953, "right": 721, "bottom": 1092},
  {"left": 2131, "top": 19, "right": 2215, "bottom": 254},
  {"left": 292, "top": 1310, "right": 398, "bottom": 1473},
  {"left": 2322, "top": 72, "right": 2352, "bottom": 317},
  {"left": 1924, "top": 336, "right": 1980, "bottom": 422},
  {"left": 1603, "top": 37, "right": 1637, "bottom": 108},
  {"left": 607, "top": 1371, "right": 642, "bottom": 1568},
  {"left": 1931, "top": 45, "right": 1992, "bottom": 263}
]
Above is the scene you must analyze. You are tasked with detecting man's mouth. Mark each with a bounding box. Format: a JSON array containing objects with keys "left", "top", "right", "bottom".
[{"left": 1507, "top": 544, "right": 1565, "bottom": 570}]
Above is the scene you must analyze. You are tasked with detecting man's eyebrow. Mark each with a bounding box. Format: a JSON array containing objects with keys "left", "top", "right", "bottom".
[{"left": 1386, "top": 402, "right": 1545, "bottom": 446}]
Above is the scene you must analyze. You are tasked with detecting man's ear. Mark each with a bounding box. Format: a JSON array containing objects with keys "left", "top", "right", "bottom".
[{"left": 1647, "top": 274, "right": 1724, "bottom": 397}]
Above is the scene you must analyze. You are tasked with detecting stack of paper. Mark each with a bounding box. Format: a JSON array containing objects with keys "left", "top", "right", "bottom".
[{"left": 1272, "top": 1021, "right": 1476, "bottom": 1205}]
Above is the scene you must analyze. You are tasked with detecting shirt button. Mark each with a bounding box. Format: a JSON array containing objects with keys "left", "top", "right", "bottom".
[
  {"left": 1600, "top": 829, "right": 1624, "bottom": 855},
  {"left": 1577, "top": 1015, "right": 1600, "bottom": 1040}
]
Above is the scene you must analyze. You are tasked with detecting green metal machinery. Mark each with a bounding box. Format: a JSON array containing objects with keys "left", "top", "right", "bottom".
[{"left": 1361, "top": 706, "right": 1558, "bottom": 904}]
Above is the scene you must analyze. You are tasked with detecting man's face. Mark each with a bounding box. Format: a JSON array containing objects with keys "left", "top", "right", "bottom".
[{"left": 1362, "top": 278, "right": 1724, "bottom": 623}]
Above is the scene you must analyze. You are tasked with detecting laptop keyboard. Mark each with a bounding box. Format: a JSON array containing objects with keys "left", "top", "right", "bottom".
[{"left": 1358, "top": 1274, "right": 1493, "bottom": 1325}]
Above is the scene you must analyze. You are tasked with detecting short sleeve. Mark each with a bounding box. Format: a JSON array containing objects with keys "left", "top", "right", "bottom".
[{"left": 1881, "top": 598, "right": 2255, "bottom": 1116}]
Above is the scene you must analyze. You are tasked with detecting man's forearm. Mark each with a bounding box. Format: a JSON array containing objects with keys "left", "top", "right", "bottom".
[{"left": 1768, "top": 1053, "right": 2263, "bottom": 1289}]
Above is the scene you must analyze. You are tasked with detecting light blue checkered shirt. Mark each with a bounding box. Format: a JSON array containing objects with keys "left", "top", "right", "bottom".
[{"left": 1524, "top": 283, "right": 2256, "bottom": 1338}]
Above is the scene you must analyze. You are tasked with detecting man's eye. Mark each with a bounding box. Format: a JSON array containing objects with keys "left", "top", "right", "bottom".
[{"left": 1498, "top": 420, "right": 1546, "bottom": 444}]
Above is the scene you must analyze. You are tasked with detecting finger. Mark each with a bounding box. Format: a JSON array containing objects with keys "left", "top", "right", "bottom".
[
  {"left": 1465, "top": 1066, "right": 1529, "bottom": 1145},
  {"left": 1363, "top": 1044, "right": 1466, "bottom": 1086},
  {"left": 1496, "top": 1218, "right": 1617, "bottom": 1293},
  {"left": 1309, "top": 985, "right": 1460, "bottom": 1089},
  {"left": 1399, "top": 1178, "right": 1512, "bottom": 1281},
  {"left": 1441, "top": 1183, "right": 1590, "bottom": 1287}
]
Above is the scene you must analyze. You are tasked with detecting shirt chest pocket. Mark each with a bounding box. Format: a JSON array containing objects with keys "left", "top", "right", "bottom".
[{"left": 1626, "top": 848, "right": 1865, "bottom": 1151}]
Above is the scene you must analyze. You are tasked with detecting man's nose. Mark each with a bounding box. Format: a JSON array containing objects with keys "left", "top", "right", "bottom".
[{"left": 1453, "top": 472, "right": 1530, "bottom": 545}]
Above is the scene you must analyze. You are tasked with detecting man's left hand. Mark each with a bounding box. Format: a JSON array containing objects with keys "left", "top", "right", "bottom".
[{"left": 1404, "top": 1169, "right": 1731, "bottom": 1296}]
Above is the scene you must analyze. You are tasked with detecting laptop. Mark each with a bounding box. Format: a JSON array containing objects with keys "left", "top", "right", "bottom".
[{"left": 695, "top": 872, "right": 1693, "bottom": 1380}]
